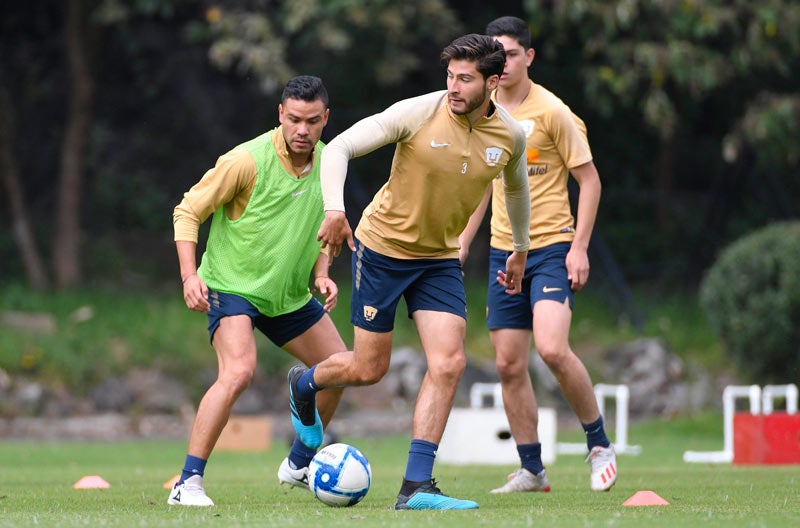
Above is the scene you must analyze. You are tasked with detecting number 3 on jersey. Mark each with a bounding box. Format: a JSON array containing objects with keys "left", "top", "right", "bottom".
[{"left": 461, "top": 161, "right": 468, "bottom": 174}]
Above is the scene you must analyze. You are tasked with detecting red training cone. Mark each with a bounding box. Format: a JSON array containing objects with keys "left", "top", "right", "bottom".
[
  {"left": 623, "top": 490, "right": 670, "bottom": 506},
  {"left": 163, "top": 474, "right": 180, "bottom": 489},
  {"left": 73, "top": 475, "right": 111, "bottom": 489}
]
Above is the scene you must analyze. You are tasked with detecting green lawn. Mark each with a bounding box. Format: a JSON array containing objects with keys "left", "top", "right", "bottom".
[{"left": 1, "top": 414, "right": 798, "bottom": 527}]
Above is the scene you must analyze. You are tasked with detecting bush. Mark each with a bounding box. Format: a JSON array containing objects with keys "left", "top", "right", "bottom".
[{"left": 699, "top": 221, "right": 800, "bottom": 382}]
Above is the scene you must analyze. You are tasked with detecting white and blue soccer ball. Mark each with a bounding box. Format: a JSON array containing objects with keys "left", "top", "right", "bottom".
[{"left": 308, "top": 443, "right": 371, "bottom": 507}]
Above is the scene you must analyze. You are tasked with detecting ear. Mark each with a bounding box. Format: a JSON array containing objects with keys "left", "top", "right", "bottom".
[
  {"left": 526, "top": 47, "right": 535, "bottom": 68},
  {"left": 487, "top": 74, "right": 500, "bottom": 92},
  {"left": 278, "top": 103, "right": 285, "bottom": 124}
]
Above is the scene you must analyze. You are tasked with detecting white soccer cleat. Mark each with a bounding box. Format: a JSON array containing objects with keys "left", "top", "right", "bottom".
[
  {"left": 490, "top": 467, "right": 551, "bottom": 493},
  {"left": 586, "top": 445, "right": 617, "bottom": 491},
  {"left": 167, "top": 474, "right": 215, "bottom": 506},
  {"left": 277, "top": 457, "right": 310, "bottom": 490}
]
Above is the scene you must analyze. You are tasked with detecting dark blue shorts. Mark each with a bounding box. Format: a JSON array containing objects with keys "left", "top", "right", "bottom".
[
  {"left": 350, "top": 238, "right": 467, "bottom": 333},
  {"left": 206, "top": 290, "right": 326, "bottom": 347},
  {"left": 486, "top": 242, "right": 574, "bottom": 331}
]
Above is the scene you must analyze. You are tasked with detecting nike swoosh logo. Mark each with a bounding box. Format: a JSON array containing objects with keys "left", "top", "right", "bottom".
[
  {"left": 542, "top": 286, "right": 563, "bottom": 293},
  {"left": 291, "top": 189, "right": 308, "bottom": 198},
  {"left": 430, "top": 140, "right": 450, "bottom": 148}
]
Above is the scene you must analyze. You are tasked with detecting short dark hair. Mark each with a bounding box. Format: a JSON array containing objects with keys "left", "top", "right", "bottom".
[
  {"left": 486, "top": 16, "right": 532, "bottom": 50},
  {"left": 281, "top": 75, "right": 328, "bottom": 107},
  {"left": 440, "top": 34, "right": 506, "bottom": 80}
]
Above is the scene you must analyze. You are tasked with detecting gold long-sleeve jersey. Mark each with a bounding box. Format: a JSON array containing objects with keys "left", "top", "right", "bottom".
[{"left": 321, "top": 90, "right": 531, "bottom": 259}]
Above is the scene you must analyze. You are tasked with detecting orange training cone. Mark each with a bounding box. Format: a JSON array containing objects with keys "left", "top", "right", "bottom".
[
  {"left": 623, "top": 490, "right": 670, "bottom": 506},
  {"left": 163, "top": 474, "right": 180, "bottom": 489},
  {"left": 73, "top": 475, "right": 111, "bottom": 489}
]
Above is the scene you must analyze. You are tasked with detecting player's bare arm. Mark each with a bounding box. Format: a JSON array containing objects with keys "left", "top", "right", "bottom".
[
  {"left": 176, "top": 240, "right": 210, "bottom": 313},
  {"left": 566, "top": 161, "right": 601, "bottom": 291},
  {"left": 312, "top": 251, "right": 338, "bottom": 312}
]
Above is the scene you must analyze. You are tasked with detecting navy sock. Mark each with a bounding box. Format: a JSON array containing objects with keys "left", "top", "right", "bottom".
[
  {"left": 179, "top": 454, "right": 207, "bottom": 484},
  {"left": 288, "top": 437, "right": 317, "bottom": 469},
  {"left": 296, "top": 365, "right": 320, "bottom": 400},
  {"left": 518, "top": 443, "right": 544, "bottom": 474},
  {"left": 582, "top": 416, "right": 611, "bottom": 449},
  {"left": 403, "top": 439, "right": 438, "bottom": 483}
]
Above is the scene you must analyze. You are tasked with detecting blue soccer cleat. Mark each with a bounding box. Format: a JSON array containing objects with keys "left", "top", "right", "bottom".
[
  {"left": 288, "top": 365, "right": 323, "bottom": 449},
  {"left": 395, "top": 479, "right": 479, "bottom": 510}
]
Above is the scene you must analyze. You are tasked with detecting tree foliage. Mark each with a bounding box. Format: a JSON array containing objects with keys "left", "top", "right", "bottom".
[
  {"left": 523, "top": 0, "right": 800, "bottom": 279},
  {"left": 700, "top": 222, "right": 800, "bottom": 382}
]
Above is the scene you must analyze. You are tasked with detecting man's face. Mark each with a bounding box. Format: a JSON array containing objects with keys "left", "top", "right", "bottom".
[
  {"left": 446, "top": 59, "right": 497, "bottom": 116},
  {"left": 278, "top": 98, "right": 329, "bottom": 156},
  {"left": 494, "top": 35, "right": 534, "bottom": 88}
]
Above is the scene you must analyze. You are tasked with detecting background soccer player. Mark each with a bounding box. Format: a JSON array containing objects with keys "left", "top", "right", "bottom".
[
  {"left": 460, "top": 16, "right": 616, "bottom": 493},
  {"left": 287, "top": 34, "right": 531, "bottom": 510},
  {"left": 169, "top": 76, "right": 346, "bottom": 506}
]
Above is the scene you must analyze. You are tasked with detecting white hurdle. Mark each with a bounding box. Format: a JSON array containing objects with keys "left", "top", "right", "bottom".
[
  {"left": 761, "top": 384, "right": 799, "bottom": 415},
  {"left": 556, "top": 383, "right": 641, "bottom": 455},
  {"left": 683, "top": 384, "right": 762, "bottom": 463}
]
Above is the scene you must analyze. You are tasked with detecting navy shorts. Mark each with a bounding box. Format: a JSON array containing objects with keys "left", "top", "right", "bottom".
[
  {"left": 206, "top": 290, "right": 325, "bottom": 347},
  {"left": 350, "top": 238, "right": 467, "bottom": 333},
  {"left": 486, "top": 242, "right": 574, "bottom": 331}
]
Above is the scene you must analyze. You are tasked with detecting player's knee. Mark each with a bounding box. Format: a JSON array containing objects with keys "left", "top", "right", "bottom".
[
  {"left": 220, "top": 365, "right": 255, "bottom": 395},
  {"left": 352, "top": 362, "right": 389, "bottom": 385},
  {"left": 432, "top": 351, "right": 466, "bottom": 381},
  {"left": 495, "top": 350, "right": 527, "bottom": 381},
  {"left": 538, "top": 347, "right": 569, "bottom": 373}
]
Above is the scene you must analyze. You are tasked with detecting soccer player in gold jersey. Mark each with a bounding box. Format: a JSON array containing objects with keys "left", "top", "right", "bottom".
[
  {"left": 287, "top": 34, "right": 532, "bottom": 510},
  {"left": 460, "top": 16, "right": 617, "bottom": 493}
]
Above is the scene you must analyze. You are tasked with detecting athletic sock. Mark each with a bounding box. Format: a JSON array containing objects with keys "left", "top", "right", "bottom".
[
  {"left": 288, "top": 437, "right": 317, "bottom": 469},
  {"left": 296, "top": 365, "right": 320, "bottom": 400},
  {"left": 582, "top": 416, "right": 611, "bottom": 449},
  {"left": 399, "top": 478, "right": 429, "bottom": 497},
  {"left": 179, "top": 454, "right": 207, "bottom": 485},
  {"left": 517, "top": 442, "right": 544, "bottom": 474},
  {"left": 403, "top": 439, "right": 438, "bottom": 483}
]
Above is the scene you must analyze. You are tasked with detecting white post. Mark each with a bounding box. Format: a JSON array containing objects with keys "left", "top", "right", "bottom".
[
  {"left": 469, "top": 382, "right": 504, "bottom": 409},
  {"left": 761, "top": 384, "right": 799, "bottom": 415},
  {"left": 557, "top": 383, "right": 640, "bottom": 455},
  {"left": 683, "top": 384, "right": 761, "bottom": 463},
  {"left": 594, "top": 384, "right": 640, "bottom": 455}
]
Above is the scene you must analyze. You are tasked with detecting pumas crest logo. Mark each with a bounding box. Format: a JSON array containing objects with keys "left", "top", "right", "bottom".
[
  {"left": 485, "top": 147, "right": 503, "bottom": 166},
  {"left": 363, "top": 306, "right": 378, "bottom": 322},
  {"left": 518, "top": 119, "right": 535, "bottom": 137}
]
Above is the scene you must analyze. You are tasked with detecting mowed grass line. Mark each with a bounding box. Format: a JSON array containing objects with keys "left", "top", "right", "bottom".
[{"left": 0, "top": 415, "right": 798, "bottom": 527}]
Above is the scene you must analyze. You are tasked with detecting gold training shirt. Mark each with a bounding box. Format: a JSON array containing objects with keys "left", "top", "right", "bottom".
[
  {"left": 321, "top": 90, "right": 531, "bottom": 259},
  {"left": 491, "top": 81, "right": 593, "bottom": 251}
]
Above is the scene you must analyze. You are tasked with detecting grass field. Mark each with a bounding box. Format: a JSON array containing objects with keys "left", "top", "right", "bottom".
[{"left": 1, "top": 415, "right": 798, "bottom": 527}]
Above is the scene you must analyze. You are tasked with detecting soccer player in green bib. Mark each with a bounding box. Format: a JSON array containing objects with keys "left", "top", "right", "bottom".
[{"left": 169, "top": 76, "right": 346, "bottom": 506}]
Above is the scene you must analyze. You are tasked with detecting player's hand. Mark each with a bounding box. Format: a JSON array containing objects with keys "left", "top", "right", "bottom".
[
  {"left": 313, "top": 276, "right": 339, "bottom": 312},
  {"left": 497, "top": 250, "right": 527, "bottom": 295},
  {"left": 317, "top": 210, "right": 354, "bottom": 258},
  {"left": 566, "top": 246, "right": 590, "bottom": 292},
  {"left": 182, "top": 274, "right": 210, "bottom": 312}
]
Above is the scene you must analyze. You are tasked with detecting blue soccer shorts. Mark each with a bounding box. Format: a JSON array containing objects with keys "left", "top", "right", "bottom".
[
  {"left": 350, "top": 238, "right": 466, "bottom": 333},
  {"left": 486, "top": 242, "right": 574, "bottom": 331},
  {"left": 206, "top": 290, "right": 325, "bottom": 347}
]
